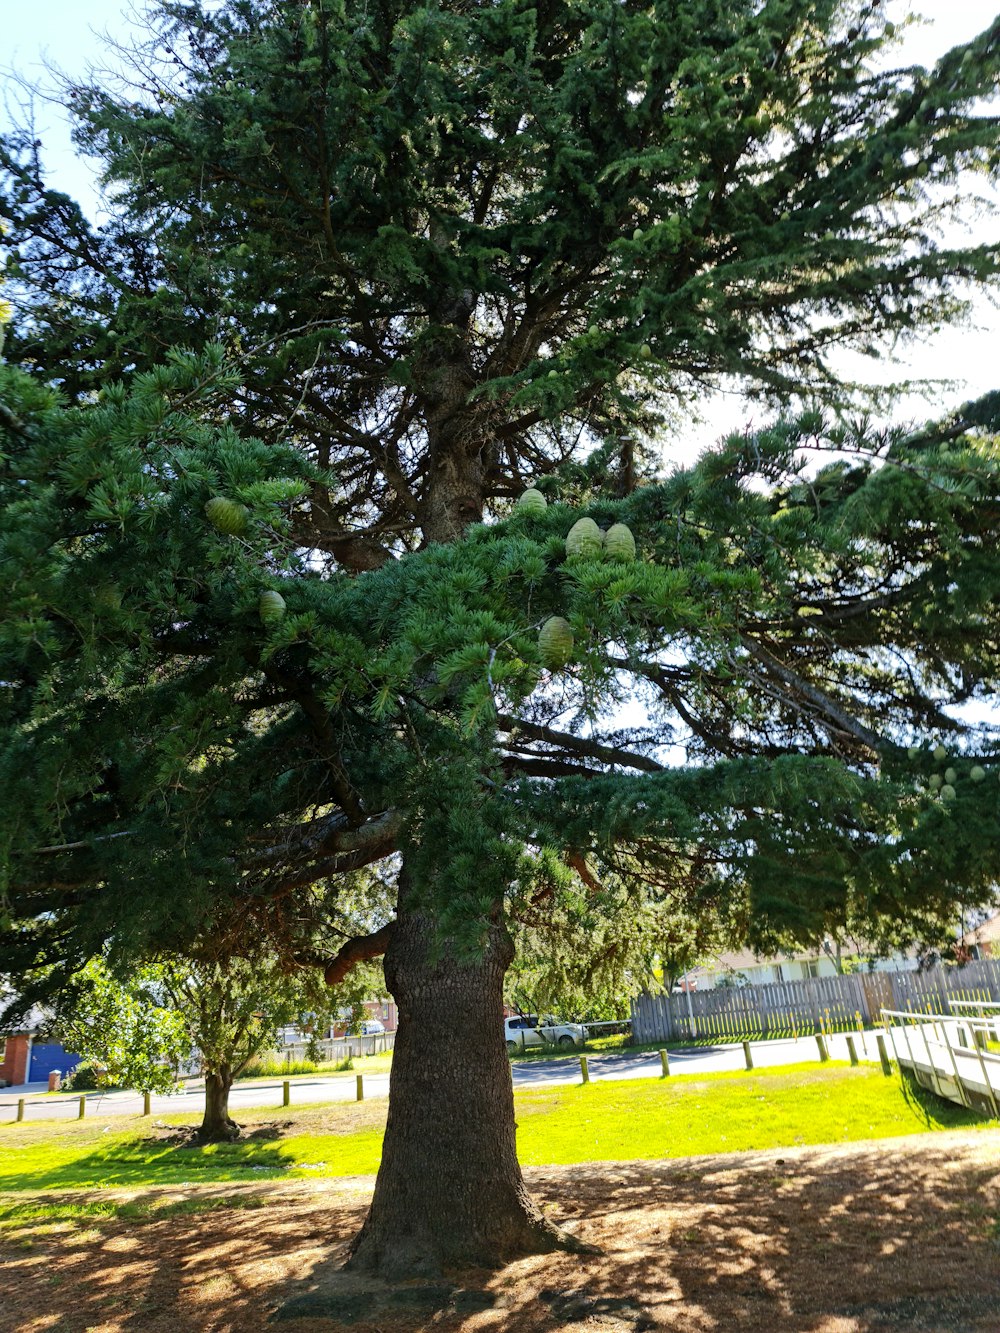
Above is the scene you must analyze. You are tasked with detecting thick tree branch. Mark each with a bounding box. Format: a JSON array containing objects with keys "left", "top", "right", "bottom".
[
  {"left": 565, "top": 850, "right": 603, "bottom": 895},
  {"left": 321, "top": 923, "right": 395, "bottom": 986},
  {"left": 738, "top": 635, "right": 888, "bottom": 754},
  {"left": 496, "top": 715, "right": 665, "bottom": 773},
  {"left": 249, "top": 808, "right": 403, "bottom": 875}
]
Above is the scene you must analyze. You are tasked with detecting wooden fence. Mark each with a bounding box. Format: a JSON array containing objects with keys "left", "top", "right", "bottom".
[{"left": 630, "top": 958, "right": 1000, "bottom": 1044}]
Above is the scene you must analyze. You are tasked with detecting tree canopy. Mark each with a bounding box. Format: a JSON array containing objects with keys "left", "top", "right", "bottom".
[
  {"left": 3, "top": 352, "right": 999, "bottom": 982},
  {"left": 4, "top": 0, "right": 999, "bottom": 556}
]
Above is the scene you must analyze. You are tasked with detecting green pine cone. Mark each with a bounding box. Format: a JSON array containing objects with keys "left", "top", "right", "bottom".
[
  {"left": 538, "top": 616, "right": 574, "bottom": 669},
  {"left": 565, "top": 517, "right": 603, "bottom": 559},
  {"left": 604, "top": 523, "right": 636, "bottom": 560},
  {"left": 516, "top": 488, "right": 547, "bottom": 516},
  {"left": 204, "top": 496, "right": 250, "bottom": 536},
  {"left": 258, "top": 590, "right": 287, "bottom": 625}
]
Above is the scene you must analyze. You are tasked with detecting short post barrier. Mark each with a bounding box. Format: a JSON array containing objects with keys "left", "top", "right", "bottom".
[
  {"left": 78, "top": 1095, "right": 86, "bottom": 1120},
  {"left": 815, "top": 1033, "right": 829, "bottom": 1063},
  {"left": 580, "top": 1056, "right": 590, "bottom": 1084},
  {"left": 742, "top": 1040, "right": 754, "bottom": 1071},
  {"left": 143, "top": 1091, "right": 151, "bottom": 1117},
  {"left": 356, "top": 1074, "right": 364, "bottom": 1102},
  {"left": 659, "top": 1048, "right": 670, "bottom": 1078},
  {"left": 876, "top": 1033, "right": 892, "bottom": 1076},
  {"left": 283, "top": 1079, "right": 290, "bottom": 1107},
  {"left": 846, "top": 1034, "right": 859, "bottom": 1066},
  {"left": 16, "top": 1098, "right": 25, "bottom": 1123}
]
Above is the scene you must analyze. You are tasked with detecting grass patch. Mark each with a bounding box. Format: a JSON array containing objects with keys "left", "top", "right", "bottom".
[
  {"left": 0, "top": 1064, "right": 990, "bottom": 1193},
  {"left": 514, "top": 1062, "right": 986, "bottom": 1164}
]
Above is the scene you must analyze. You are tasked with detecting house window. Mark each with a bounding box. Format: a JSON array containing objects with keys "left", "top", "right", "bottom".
[{"left": 804, "top": 960, "right": 822, "bottom": 978}]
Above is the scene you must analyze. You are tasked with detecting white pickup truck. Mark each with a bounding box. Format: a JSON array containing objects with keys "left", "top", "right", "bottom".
[{"left": 504, "top": 1013, "right": 586, "bottom": 1053}]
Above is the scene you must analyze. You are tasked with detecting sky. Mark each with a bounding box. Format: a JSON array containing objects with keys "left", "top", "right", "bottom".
[{"left": 2, "top": 0, "right": 998, "bottom": 463}]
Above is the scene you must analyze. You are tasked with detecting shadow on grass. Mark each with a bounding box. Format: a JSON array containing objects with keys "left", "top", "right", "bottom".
[
  {"left": 896, "top": 1067, "right": 995, "bottom": 1130},
  {"left": 0, "top": 1133, "right": 298, "bottom": 1192}
]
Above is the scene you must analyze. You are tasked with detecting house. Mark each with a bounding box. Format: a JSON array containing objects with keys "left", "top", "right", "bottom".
[
  {"left": 329, "top": 998, "right": 398, "bottom": 1037},
  {"left": 684, "top": 941, "right": 918, "bottom": 991},
  {"left": 960, "top": 913, "right": 1000, "bottom": 959},
  {"left": 0, "top": 1002, "right": 80, "bottom": 1088}
]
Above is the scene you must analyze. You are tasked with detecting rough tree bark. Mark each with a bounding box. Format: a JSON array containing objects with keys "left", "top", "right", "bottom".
[
  {"left": 197, "top": 1065, "right": 240, "bottom": 1143},
  {"left": 347, "top": 873, "right": 570, "bottom": 1278},
  {"left": 343, "top": 337, "right": 570, "bottom": 1274}
]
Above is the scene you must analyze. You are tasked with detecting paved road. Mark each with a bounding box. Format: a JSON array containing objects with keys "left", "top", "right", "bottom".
[{"left": 0, "top": 1031, "right": 882, "bottom": 1125}]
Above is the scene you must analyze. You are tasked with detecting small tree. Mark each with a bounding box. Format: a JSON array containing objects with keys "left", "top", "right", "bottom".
[
  {"left": 56, "top": 962, "right": 190, "bottom": 1097},
  {"left": 160, "top": 951, "right": 334, "bottom": 1142},
  {"left": 53, "top": 948, "right": 351, "bottom": 1139}
]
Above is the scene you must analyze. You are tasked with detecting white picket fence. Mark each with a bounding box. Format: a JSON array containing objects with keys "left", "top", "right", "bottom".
[{"left": 278, "top": 1031, "right": 396, "bottom": 1062}]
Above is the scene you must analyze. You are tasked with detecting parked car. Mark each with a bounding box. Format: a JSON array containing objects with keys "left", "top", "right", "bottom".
[
  {"left": 504, "top": 1014, "right": 586, "bottom": 1052},
  {"left": 359, "top": 1019, "right": 385, "bottom": 1035}
]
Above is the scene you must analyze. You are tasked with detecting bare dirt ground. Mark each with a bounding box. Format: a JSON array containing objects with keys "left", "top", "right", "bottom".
[{"left": 2, "top": 1129, "right": 998, "bottom": 1333}]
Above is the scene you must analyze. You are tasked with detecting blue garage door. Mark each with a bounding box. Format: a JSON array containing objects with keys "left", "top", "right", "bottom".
[{"left": 28, "top": 1043, "right": 80, "bottom": 1082}]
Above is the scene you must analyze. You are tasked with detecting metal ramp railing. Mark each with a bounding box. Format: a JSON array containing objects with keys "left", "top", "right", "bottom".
[{"left": 880, "top": 1008, "right": 1000, "bottom": 1119}]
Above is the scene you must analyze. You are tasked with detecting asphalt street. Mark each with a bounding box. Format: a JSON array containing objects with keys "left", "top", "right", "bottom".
[{"left": 0, "top": 1031, "right": 882, "bottom": 1124}]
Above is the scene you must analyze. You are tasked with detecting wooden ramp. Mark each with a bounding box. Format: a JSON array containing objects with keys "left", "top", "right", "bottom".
[{"left": 882, "top": 1006, "right": 1000, "bottom": 1119}]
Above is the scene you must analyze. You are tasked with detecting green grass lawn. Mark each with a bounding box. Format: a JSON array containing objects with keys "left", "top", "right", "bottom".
[{"left": 1, "top": 1063, "right": 991, "bottom": 1203}]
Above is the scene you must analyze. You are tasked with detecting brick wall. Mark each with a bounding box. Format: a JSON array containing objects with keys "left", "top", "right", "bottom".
[{"left": 0, "top": 1034, "right": 31, "bottom": 1086}]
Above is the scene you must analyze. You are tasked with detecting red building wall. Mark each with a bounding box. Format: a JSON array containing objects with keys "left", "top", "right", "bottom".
[{"left": 0, "top": 1034, "right": 31, "bottom": 1086}]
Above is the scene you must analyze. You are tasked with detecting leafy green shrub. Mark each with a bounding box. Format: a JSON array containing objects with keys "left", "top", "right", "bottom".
[{"left": 63, "top": 1062, "right": 115, "bottom": 1092}]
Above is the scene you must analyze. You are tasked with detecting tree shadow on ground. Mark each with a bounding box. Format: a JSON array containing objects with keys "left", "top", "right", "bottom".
[{"left": 1, "top": 1129, "right": 998, "bottom": 1331}]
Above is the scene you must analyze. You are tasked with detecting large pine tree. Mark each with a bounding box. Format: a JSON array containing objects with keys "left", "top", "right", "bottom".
[{"left": 3, "top": 0, "right": 1000, "bottom": 1277}]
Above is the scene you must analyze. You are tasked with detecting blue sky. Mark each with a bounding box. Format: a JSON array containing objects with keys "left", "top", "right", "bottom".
[{"left": 3, "top": 1, "right": 998, "bottom": 460}]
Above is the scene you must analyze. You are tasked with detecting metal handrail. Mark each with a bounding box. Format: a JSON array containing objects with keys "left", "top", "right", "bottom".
[
  {"left": 881, "top": 1007, "right": 964, "bottom": 1023},
  {"left": 881, "top": 1009, "right": 1000, "bottom": 1065}
]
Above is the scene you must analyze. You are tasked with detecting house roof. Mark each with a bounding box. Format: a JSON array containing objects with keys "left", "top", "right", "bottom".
[
  {"left": 0, "top": 993, "right": 48, "bottom": 1035},
  {"left": 688, "top": 946, "right": 821, "bottom": 977},
  {"left": 688, "top": 935, "right": 917, "bottom": 978},
  {"left": 960, "top": 914, "right": 1000, "bottom": 948}
]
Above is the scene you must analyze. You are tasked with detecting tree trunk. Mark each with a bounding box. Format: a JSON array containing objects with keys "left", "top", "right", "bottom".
[
  {"left": 347, "top": 896, "right": 569, "bottom": 1278},
  {"left": 197, "top": 1066, "right": 240, "bottom": 1142}
]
